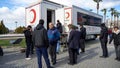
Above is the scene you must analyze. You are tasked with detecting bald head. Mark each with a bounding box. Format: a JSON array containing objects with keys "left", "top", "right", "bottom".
[{"left": 49, "top": 22, "right": 54, "bottom": 29}]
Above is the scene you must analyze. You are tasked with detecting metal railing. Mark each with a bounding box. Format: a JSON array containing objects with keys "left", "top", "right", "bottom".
[{"left": 0, "top": 34, "right": 25, "bottom": 40}]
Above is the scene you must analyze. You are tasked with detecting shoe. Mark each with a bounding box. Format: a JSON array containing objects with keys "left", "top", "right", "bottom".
[
  {"left": 56, "top": 52, "right": 59, "bottom": 54},
  {"left": 67, "top": 62, "right": 74, "bottom": 65},
  {"left": 115, "top": 58, "right": 118, "bottom": 60},
  {"left": 80, "top": 52, "right": 85, "bottom": 53},
  {"left": 52, "top": 62, "right": 56, "bottom": 65},
  {"left": 74, "top": 62, "right": 77, "bottom": 64},
  {"left": 77, "top": 52, "right": 80, "bottom": 55},
  {"left": 99, "top": 56, "right": 108, "bottom": 58},
  {"left": 49, "top": 66, "right": 54, "bottom": 68},
  {"left": 25, "top": 58, "right": 31, "bottom": 60},
  {"left": 31, "top": 52, "right": 34, "bottom": 54},
  {"left": 117, "top": 58, "right": 120, "bottom": 61}
]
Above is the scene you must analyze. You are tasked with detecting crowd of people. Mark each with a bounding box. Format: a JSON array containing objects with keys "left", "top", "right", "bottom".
[{"left": 23, "top": 19, "right": 120, "bottom": 68}]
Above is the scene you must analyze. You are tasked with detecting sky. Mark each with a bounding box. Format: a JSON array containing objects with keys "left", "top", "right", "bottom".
[{"left": 0, "top": 0, "right": 120, "bottom": 30}]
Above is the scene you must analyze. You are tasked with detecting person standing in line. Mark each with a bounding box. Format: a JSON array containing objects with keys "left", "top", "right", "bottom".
[
  {"left": 68, "top": 25, "right": 81, "bottom": 65},
  {"left": 48, "top": 23, "right": 60, "bottom": 65},
  {"left": 56, "top": 20, "right": 63, "bottom": 54},
  {"left": 67, "top": 24, "right": 73, "bottom": 42},
  {"left": 109, "top": 26, "right": 120, "bottom": 61},
  {"left": 32, "top": 19, "right": 53, "bottom": 68},
  {"left": 56, "top": 20, "right": 63, "bottom": 34},
  {"left": 23, "top": 25, "right": 32, "bottom": 60},
  {"left": 79, "top": 23, "right": 86, "bottom": 53},
  {"left": 99, "top": 23, "right": 109, "bottom": 58},
  {"left": 108, "top": 28, "right": 112, "bottom": 39}
]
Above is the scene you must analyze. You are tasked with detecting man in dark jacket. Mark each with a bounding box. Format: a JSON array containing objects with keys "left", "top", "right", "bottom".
[
  {"left": 56, "top": 20, "right": 63, "bottom": 33},
  {"left": 48, "top": 23, "right": 60, "bottom": 65},
  {"left": 109, "top": 26, "right": 120, "bottom": 61},
  {"left": 24, "top": 25, "right": 33, "bottom": 60},
  {"left": 56, "top": 20, "right": 63, "bottom": 53},
  {"left": 79, "top": 23, "right": 86, "bottom": 53},
  {"left": 68, "top": 25, "right": 81, "bottom": 65},
  {"left": 99, "top": 23, "right": 108, "bottom": 58},
  {"left": 32, "top": 19, "right": 53, "bottom": 68}
]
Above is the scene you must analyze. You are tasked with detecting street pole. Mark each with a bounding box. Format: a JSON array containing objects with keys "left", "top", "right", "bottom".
[{"left": 15, "top": 21, "right": 17, "bottom": 29}]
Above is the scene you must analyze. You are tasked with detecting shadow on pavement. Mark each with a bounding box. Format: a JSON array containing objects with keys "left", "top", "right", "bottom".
[
  {"left": 77, "top": 47, "right": 99, "bottom": 63},
  {"left": 53, "top": 47, "right": 99, "bottom": 67},
  {"left": 0, "top": 63, "right": 29, "bottom": 68},
  {"left": 0, "top": 52, "right": 24, "bottom": 65}
]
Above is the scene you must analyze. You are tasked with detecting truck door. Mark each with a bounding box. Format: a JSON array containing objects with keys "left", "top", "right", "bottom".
[{"left": 47, "top": 10, "right": 55, "bottom": 30}]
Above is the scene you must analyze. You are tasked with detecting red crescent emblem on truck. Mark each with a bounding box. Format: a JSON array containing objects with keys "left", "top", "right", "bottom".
[
  {"left": 66, "top": 12, "right": 70, "bottom": 19},
  {"left": 30, "top": 9, "right": 36, "bottom": 24}
]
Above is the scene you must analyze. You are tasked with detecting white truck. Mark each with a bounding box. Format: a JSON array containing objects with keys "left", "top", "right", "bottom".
[{"left": 25, "top": 0, "right": 102, "bottom": 39}]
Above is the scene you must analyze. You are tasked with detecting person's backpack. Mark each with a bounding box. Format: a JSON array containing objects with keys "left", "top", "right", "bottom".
[{"left": 0, "top": 46, "right": 4, "bottom": 56}]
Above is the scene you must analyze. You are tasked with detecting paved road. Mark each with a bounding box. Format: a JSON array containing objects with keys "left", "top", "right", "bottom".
[{"left": 0, "top": 39, "right": 120, "bottom": 68}]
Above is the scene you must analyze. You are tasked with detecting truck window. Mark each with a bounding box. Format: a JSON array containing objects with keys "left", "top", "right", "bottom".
[{"left": 77, "top": 12, "right": 101, "bottom": 26}]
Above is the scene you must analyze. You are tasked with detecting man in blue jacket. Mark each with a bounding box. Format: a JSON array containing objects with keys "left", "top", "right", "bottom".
[{"left": 48, "top": 23, "right": 60, "bottom": 65}]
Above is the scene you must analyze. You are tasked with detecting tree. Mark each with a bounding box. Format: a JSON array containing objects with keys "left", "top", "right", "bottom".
[
  {"left": 109, "top": 8, "right": 115, "bottom": 27},
  {"left": 116, "top": 12, "right": 120, "bottom": 26},
  {"left": 15, "top": 26, "right": 26, "bottom": 33},
  {"left": 113, "top": 11, "right": 120, "bottom": 26},
  {"left": 0, "top": 20, "right": 9, "bottom": 34},
  {"left": 93, "top": 0, "right": 102, "bottom": 14},
  {"left": 101, "top": 8, "right": 107, "bottom": 23}
]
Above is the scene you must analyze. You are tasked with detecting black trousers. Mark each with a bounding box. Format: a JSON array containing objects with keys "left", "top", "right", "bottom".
[
  {"left": 100, "top": 39, "right": 108, "bottom": 57},
  {"left": 26, "top": 42, "right": 33, "bottom": 58},
  {"left": 49, "top": 43, "right": 57, "bottom": 63},
  {"left": 68, "top": 48, "right": 77, "bottom": 64},
  {"left": 114, "top": 45, "right": 120, "bottom": 59},
  {"left": 80, "top": 39, "right": 85, "bottom": 52},
  {"left": 31, "top": 43, "right": 34, "bottom": 54}
]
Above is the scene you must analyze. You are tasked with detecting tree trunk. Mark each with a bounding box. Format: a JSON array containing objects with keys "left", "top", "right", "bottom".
[
  {"left": 104, "top": 14, "right": 106, "bottom": 23},
  {"left": 114, "top": 16, "right": 115, "bottom": 26},
  {"left": 117, "top": 17, "right": 119, "bottom": 27},
  {"left": 110, "top": 15, "right": 113, "bottom": 28},
  {"left": 97, "top": 3, "right": 99, "bottom": 14}
]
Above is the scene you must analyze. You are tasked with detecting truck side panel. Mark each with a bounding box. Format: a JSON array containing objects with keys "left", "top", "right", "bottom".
[
  {"left": 72, "top": 6, "right": 102, "bottom": 35},
  {"left": 25, "top": 4, "right": 41, "bottom": 28}
]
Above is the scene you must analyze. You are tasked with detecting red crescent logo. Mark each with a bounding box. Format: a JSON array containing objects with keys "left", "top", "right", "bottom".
[
  {"left": 30, "top": 9, "right": 36, "bottom": 24},
  {"left": 66, "top": 12, "right": 70, "bottom": 19}
]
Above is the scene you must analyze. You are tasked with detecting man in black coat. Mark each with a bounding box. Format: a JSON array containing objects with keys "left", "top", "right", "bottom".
[
  {"left": 24, "top": 25, "right": 33, "bottom": 60},
  {"left": 99, "top": 23, "right": 108, "bottom": 58},
  {"left": 56, "top": 20, "right": 63, "bottom": 34},
  {"left": 79, "top": 23, "right": 86, "bottom": 53},
  {"left": 109, "top": 26, "right": 120, "bottom": 61},
  {"left": 32, "top": 19, "right": 53, "bottom": 68},
  {"left": 68, "top": 25, "right": 81, "bottom": 65}
]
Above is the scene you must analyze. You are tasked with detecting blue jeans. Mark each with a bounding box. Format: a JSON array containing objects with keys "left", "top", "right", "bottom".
[
  {"left": 56, "top": 41, "right": 60, "bottom": 53},
  {"left": 36, "top": 47, "right": 51, "bottom": 68}
]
